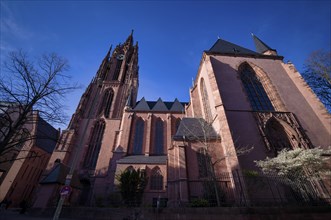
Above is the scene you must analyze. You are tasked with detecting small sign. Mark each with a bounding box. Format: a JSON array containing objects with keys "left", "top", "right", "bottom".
[
  {"left": 65, "top": 174, "right": 72, "bottom": 185},
  {"left": 60, "top": 185, "right": 71, "bottom": 196},
  {"left": 66, "top": 174, "right": 73, "bottom": 180},
  {"left": 65, "top": 178, "right": 71, "bottom": 185}
]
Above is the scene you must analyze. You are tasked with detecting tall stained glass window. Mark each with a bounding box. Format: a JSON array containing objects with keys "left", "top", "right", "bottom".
[
  {"left": 154, "top": 118, "right": 164, "bottom": 155},
  {"left": 200, "top": 78, "right": 212, "bottom": 122},
  {"left": 112, "top": 59, "right": 123, "bottom": 80},
  {"left": 98, "top": 89, "right": 114, "bottom": 118},
  {"left": 133, "top": 118, "right": 144, "bottom": 154},
  {"left": 240, "top": 64, "right": 274, "bottom": 111},
  {"left": 84, "top": 120, "right": 105, "bottom": 168}
]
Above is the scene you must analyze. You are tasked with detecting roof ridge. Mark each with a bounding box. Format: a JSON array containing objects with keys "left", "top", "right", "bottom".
[{"left": 207, "top": 37, "right": 260, "bottom": 56}]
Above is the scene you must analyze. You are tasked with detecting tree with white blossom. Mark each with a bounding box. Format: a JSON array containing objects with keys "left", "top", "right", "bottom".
[{"left": 255, "top": 147, "right": 331, "bottom": 201}]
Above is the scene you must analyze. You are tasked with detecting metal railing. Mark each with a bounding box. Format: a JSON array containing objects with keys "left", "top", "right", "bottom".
[{"left": 167, "top": 171, "right": 330, "bottom": 207}]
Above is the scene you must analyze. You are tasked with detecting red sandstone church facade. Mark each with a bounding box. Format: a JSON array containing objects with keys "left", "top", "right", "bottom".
[{"left": 33, "top": 33, "right": 330, "bottom": 208}]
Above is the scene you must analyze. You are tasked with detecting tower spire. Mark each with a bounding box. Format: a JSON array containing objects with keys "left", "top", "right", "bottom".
[
  {"left": 107, "top": 44, "right": 112, "bottom": 57},
  {"left": 96, "top": 45, "right": 113, "bottom": 80},
  {"left": 125, "top": 29, "right": 134, "bottom": 46},
  {"left": 103, "top": 44, "right": 112, "bottom": 62},
  {"left": 251, "top": 33, "right": 277, "bottom": 55}
]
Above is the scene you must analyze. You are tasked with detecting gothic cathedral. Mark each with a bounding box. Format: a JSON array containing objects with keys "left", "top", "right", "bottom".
[{"left": 34, "top": 32, "right": 330, "bottom": 208}]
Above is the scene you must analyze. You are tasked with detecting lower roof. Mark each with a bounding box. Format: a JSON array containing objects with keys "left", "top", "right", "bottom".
[{"left": 117, "top": 155, "right": 167, "bottom": 164}]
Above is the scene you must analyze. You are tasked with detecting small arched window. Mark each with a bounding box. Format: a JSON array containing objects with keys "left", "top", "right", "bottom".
[
  {"left": 150, "top": 167, "right": 163, "bottom": 190},
  {"left": 154, "top": 118, "right": 164, "bottom": 155},
  {"left": 84, "top": 120, "right": 105, "bottom": 168},
  {"left": 196, "top": 148, "right": 213, "bottom": 178},
  {"left": 125, "top": 166, "right": 135, "bottom": 172},
  {"left": 200, "top": 78, "right": 212, "bottom": 122},
  {"left": 132, "top": 118, "right": 144, "bottom": 154},
  {"left": 240, "top": 64, "right": 274, "bottom": 111}
]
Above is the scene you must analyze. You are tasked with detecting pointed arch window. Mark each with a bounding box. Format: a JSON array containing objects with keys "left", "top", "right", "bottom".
[
  {"left": 150, "top": 167, "right": 163, "bottom": 190},
  {"left": 196, "top": 148, "right": 213, "bottom": 178},
  {"left": 175, "top": 119, "right": 181, "bottom": 132},
  {"left": 125, "top": 166, "right": 134, "bottom": 172},
  {"left": 240, "top": 64, "right": 274, "bottom": 111},
  {"left": 154, "top": 118, "right": 164, "bottom": 155},
  {"left": 172, "top": 118, "right": 181, "bottom": 136},
  {"left": 132, "top": 118, "right": 144, "bottom": 154},
  {"left": 265, "top": 117, "right": 293, "bottom": 155},
  {"left": 84, "top": 120, "right": 105, "bottom": 168},
  {"left": 200, "top": 78, "right": 212, "bottom": 122},
  {"left": 112, "top": 59, "right": 123, "bottom": 80},
  {"left": 99, "top": 89, "right": 114, "bottom": 118}
]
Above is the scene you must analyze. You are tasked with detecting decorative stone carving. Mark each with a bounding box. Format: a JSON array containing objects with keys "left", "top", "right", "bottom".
[{"left": 254, "top": 112, "right": 312, "bottom": 153}]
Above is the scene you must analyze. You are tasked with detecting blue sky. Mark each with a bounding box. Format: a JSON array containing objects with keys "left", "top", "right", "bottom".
[{"left": 1, "top": 0, "right": 330, "bottom": 128}]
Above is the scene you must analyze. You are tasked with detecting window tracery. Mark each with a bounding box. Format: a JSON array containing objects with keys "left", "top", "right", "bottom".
[{"left": 200, "top": 78, "right": 212, "bottom": 122}]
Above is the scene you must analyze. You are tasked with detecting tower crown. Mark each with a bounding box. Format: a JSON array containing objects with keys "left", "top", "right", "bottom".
[
  {"left": 74, "top": 32, "right": 139, "bottom": 121},
  {"left": 95, "top": 32, "right": 139, "bottom": 84}
]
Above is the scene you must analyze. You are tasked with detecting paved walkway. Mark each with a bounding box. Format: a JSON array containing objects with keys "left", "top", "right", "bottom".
[{"left": 0, "top": 209, "right": 71, "bottom": 220}]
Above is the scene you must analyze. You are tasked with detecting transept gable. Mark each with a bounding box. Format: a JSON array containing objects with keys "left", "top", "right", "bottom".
[
  {"left": 133, "top": 97, "right": 150, "bottom": 111},
  {"left": 151, "top": 98, "right": 168, "bottom": 111},
  {"left": 170, "top": 98, "right": 185, "bottom": 112},
  {"left": 133, "top": 97, "right": 187, "bottom": 112}
]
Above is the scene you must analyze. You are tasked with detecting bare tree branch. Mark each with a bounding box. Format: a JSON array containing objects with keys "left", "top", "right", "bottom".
[
  {"left": 0, "top": 50, "right": 79, "bottom": 158},
  {"left": 176, "top": 117, "right": 253, "bottom": 206},
  {"left": 179, "top": 117, "right": 253, "bottom": 164},
  {"left": 302, "top": 50, "right": 331, "bottom": 111}
]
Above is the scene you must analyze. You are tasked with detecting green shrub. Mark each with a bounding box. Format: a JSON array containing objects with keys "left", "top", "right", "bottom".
[
  {"left": 190, "top": 198, "right": 209, "bottom": 207},
  {"left": 95, "top": 196, "right": 105, "bottom": 207}
]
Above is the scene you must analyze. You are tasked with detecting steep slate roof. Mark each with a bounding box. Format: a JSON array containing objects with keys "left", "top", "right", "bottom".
[
  {"left": 133, "top": 97, "right": 150, "bottom": 111},
  {"left": 117, "top": 155, "right": 167, "bottom": 164},
  {"left": 36, "top": 117, "right": 58, "bottom": 153},
  {"left": 173, "top": 117, "right": 219, "bottom": 141},
  {"left": 252, "top": 33, "right": 274, "bottom": 53},
  {"left": 151, "top": 98, "right": 168, "bottom": 111},
  {"left": 40, "top": 163, "right": 81, "bottom": 188},
  {"left": 40, "top": 163, "right": 68, "bottom": 184},
  {"left": 206, "top": 38, "right": 260, "bottom": 56},
  {"left": 170, "top": 98, "right": 185, "bottom": 112},
  {"left": 205, "top": 37, "right": 283, "bottom": 60},
  {"left": 133, "top": 97, "right": 187, "bottom": 112}
]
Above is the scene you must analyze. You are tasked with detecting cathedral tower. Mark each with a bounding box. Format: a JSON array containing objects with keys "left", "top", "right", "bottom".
[{"left": 34, "top": 32, "right": 139, "bottom": 207}]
